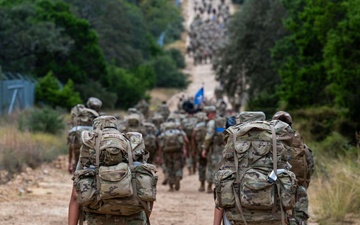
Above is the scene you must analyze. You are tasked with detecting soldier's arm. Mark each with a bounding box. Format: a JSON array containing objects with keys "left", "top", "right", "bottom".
[{"left": 204, "top": 120, "right": 215, "bottom": 152}]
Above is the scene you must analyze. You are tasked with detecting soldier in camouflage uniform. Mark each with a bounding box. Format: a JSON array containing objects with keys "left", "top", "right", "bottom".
[
  {"left": 273, "top": 111, "right": 315, "bottom": 225},
  {"left": 201, "top": 105, "right": 225, "bottom": 193},
  {"left": 192, "top": 111, "right": 208, "bottom": 192},
  {"left": 157, "top": 121, "right": 189, "bottom": 191},
  {"left": 157, "top": 101, "right": 170, "bottom": 121},
  {"left": 67, "top": 97, "right": 102, "bottom": 174},
  {"left": 134, "top": 99, "right": 150, "bottom": 118},
  {"left": 68, "top": 115, "right": 152, "bottom": 225}
]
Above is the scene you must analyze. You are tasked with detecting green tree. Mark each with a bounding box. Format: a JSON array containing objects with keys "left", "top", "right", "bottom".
[
  {"left": 213, "top": 0, "right": 287, "bottom": 114},
  {"left": 323, "top": 0, "right": 360, "bottom": 130},
  {"left": 34, "top": 0, "right": 106, "bottom": 84},
  {"left": 35, "top": 71, "right": 82, "bottom": 109},
  {"left": 0, "top": 2, "right": 73, "bottom": 74}
]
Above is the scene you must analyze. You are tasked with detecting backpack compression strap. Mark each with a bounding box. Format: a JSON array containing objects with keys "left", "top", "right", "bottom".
[{"left": 270, "top": 125, "right": 286, "bottom": 225}]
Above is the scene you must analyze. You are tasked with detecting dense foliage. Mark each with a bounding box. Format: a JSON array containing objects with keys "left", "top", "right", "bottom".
[
  {"left": 0, "top": 0, "right": 186, "bottom": 109},
  {"left": 215, "top": 0, "right": 360, "bottom": 142}
]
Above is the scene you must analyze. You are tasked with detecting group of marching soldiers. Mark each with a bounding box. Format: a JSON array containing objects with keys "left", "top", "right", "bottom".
[
  {"left": 187, "top": 0, "right": 231, "bottom": 65},
  {"left": 67, "top": 86, "right": 229, "bottom": 194},
  {"left": 119, "top": 89, "right": 229, "bottom": 193}
]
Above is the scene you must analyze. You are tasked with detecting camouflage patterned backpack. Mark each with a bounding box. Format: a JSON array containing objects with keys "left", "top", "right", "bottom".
[
  {"left": 181, "top": 116, "right": 198, "bottom": 137},
  {"left": 272, "top": 111, "right": 314, "bottom": 187},
  {"left": 67, "top": 104, "right": 99, "bottom": 164},
  {"left": 72, "top": 116, "right": 157, "bottom": 217},
  {"left": 214, "top": 113, "right": 298, "bottom": 225},
  {"left": 158, "top": 122, "right": 184, "bottom": 152}
]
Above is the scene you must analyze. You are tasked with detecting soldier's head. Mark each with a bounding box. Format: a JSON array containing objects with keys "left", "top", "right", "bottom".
[
  {"left": 204, "top": 105, "right": 216, "bottom": 119},
  {"left": 86, "top": 97, "right": 102, "bottom": 112},
  {"left": 272, "top": 111, "right": 293, "bottom": 126}
]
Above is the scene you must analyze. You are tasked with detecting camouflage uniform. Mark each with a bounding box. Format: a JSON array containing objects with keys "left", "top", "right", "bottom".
[
  {"left": 134, "top": 99, "right": 149, "bottom": 118},
  {"left": 203, "top": 106, "right": 225, "bottom": 193},
  {"left": 75, "top": 115, "right": 151, "bottom": 225},
  {"left": 157, "top": 102, "right": 170, "bottom": 121},
  {"left": 192, "top": 116, "right": 207, "bottom": 191},
  {"left": 67, "top": 97, "right": 102, "bottom": 174},
  {"left": 272, "top": 111, "right": 315, "bottom": 225},
  {"left": 158, "top": 123, "right": 188, "bottom": 191}
]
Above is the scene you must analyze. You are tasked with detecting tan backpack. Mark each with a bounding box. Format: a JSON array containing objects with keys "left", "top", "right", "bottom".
[
  {"left": 288, "top": 131, "right": 314, "bottom": 187},
  {"left": 214, "top": 118, "right": 298, "bottom": 225},
  {"left": 72, "top": 116, "right": 157, "bottom": 217}
]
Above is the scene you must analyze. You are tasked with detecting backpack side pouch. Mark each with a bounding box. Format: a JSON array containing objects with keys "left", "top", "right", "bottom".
[
  {"left": 73, "top": 169, "right": 96, "bottom": 206},
  {"left": 278, "top": 171, "right": 297, "bottom": 209},
  {"left": 134, "top": 163, "right": 158, "bottom": 201},
  {"left": 99, "top": 162, "right": 133, "bottom": 200},
  {"left": 214, "top": 169, "right": 236, "bottom": 208}
]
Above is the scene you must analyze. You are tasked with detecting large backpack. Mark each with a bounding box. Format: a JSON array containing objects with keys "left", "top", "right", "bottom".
[
  {"left": 288, "top": 131, "right": 314, "bottom": 187},
  {"left": 158, "top": 122, "right": 184, "bottom": 152},
  {"left": 181, "top": 117, "right": 198, "bottom": 137},
  {"left": 214, "top": 118, "right": 297, "bottom": 225},
  {"left": 72, "top": 116, "right": 157, "bottom": 217},
  {"left": 193, "top": 121, "right": 207, "bottom": 143},
  {"left": 68, "top": 104, "right": 99, "bottom": 160}
]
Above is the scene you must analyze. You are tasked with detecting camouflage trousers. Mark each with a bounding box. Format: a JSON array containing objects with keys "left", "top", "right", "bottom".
[
  {"left": 294, "top": 185, "right": 309, "bottom": 225},
  {"left": 85, "top": 211, "right": 147, "bottom": 225},
  {"left": 198, "top": 151, "right": 207, "bottom": 182},
  {"left": 206, "top": 145, "right": 223, "bottom": 183},
  {"left": 163, "top": 150, "right": 184, "bottom": 184}
]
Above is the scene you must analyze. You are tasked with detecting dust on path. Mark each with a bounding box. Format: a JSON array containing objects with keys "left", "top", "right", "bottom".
[{"left": 0, "top": 158, "right": 214, "bottom": 225}]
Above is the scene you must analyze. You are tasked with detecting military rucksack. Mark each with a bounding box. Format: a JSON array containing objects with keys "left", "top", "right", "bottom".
[
  {"left": 68, "top": 104, "right": 99, "bottom": 161},
  {"left": 193, "top": 121, "right": 206, "bottom": 143},
  {"left": 288, "top": 131, "right": 314, "bottom": 187},
  {"left": 158, "top": 122, "right": 184, "bottom": 152},
  {"left": 143, "top": 122, "right": 158, "bottom": 154},
  {"left": 214, "top": 117, "right": 297, "bottom": 225},
  {"left": 181, "top": 117, "right": 198, "bottom": 137},
  {"left": 72, "top": 116, "right": 157, "bottom": 217}
]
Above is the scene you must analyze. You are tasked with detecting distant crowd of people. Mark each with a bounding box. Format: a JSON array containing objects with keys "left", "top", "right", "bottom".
[{"left": 187, "top": 0, "right": 231, "bottom": 65}]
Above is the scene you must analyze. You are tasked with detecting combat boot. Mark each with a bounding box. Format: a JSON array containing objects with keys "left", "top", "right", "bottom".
[
  {"left": 192, "top": 165, "right": 197, "bottom": 174},
  {"left": 198, "top": 181, "right": 205, "bottom": 192},
  {"left": 169, "top": 184, "right": 174, "bottom": 192},
  {"left": 175, "top": 177, "right": 181, "bottom": 191},
  {"left": 207, "top": 182, "right": 213, "bottom": 194}
]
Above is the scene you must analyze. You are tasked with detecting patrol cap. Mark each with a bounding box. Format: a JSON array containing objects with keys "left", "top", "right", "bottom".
[
  {"left": 237, "top": 111, "right": 266, "bottom": 123},
  {"left": 204, "top": 105, "right": 216, "bottom": 113},
  {"left": 93, "top": 115, "right": 118, "bottom": 130},
  {"left": 272, "top": 111, "right": 293, "bottom": 126}
]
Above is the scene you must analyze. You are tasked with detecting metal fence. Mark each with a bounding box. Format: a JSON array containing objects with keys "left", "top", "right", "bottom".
[{"left": 0, "top": 72, "right": 36, "bottom": 115}]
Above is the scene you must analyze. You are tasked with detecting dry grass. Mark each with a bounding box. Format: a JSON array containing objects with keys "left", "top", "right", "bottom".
[
  {"left": 308, "top": 154, "right": 360, "bottom": 225},
  {"left": 0, "top": 123, "right": 67, "bottom": 175}
]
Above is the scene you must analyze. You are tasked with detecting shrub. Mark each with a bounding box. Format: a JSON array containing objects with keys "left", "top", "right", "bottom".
[
  {"left": 36, "top": 71, "right": 82, "bottom": 110},
  {"left": 150, "top": 55, "right": 188, "bottom": 88},
  {"left": 18, "top": 107, "right": 65, "bottom": 135},
  {"left": 165, "top": 48, "right": 185, "bottom": 69}
]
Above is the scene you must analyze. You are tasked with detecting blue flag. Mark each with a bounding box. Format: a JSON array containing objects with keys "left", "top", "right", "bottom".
[{"left": 194, "top": 87, "right": 204, "bottom": 106}]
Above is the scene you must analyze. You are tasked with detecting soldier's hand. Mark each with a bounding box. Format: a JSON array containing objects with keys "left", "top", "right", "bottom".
[{"left": 201, "top": 149, "right": 207, "bottom": 158}]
